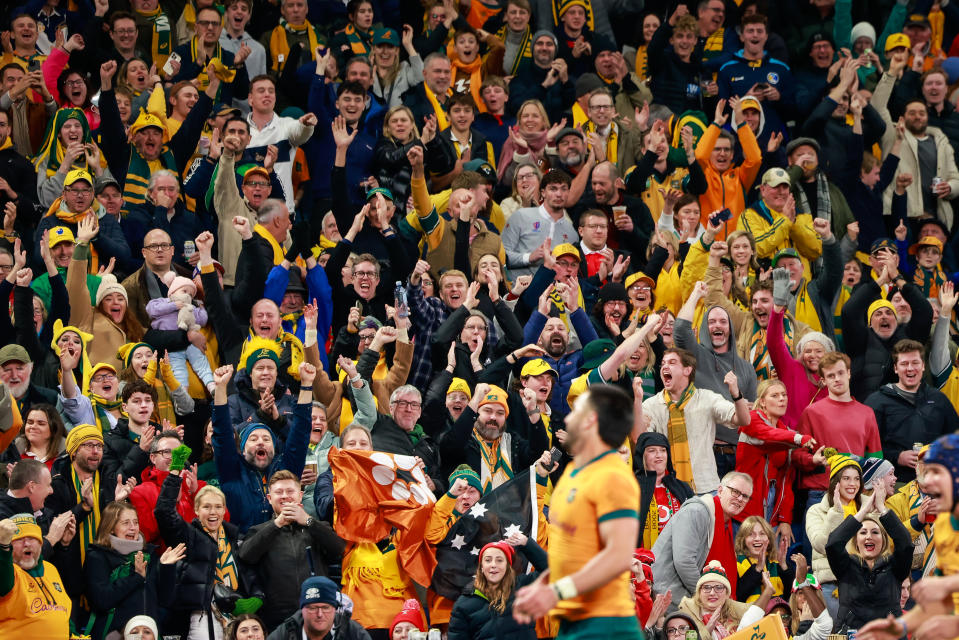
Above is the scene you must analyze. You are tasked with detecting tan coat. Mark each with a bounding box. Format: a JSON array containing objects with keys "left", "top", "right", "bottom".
[
  {"left": 67, "top": 253, "right": 130, "bottom": 371},
  {"left": 212, "top": 148, "right": 258, "bottom": 286}
]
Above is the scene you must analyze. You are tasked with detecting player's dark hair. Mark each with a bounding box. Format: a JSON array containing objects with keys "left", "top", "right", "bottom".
[{"left": 584, "top": 384, "right": 633, "bottom": 448}]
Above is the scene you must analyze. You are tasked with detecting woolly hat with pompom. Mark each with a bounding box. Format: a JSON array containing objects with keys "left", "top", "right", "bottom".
[
  {"left": 389, "top": 599, "right": 426, "bottom": 637},
  {"left": 161, "top": 271, "right": 196, "bottom": 299}
]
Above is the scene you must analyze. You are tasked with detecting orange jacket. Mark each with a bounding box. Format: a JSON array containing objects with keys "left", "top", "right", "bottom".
[{"left": 694, "top": 122, "right": 762, "bottom": 240}]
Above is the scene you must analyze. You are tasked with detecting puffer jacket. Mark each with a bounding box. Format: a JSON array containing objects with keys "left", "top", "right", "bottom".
[
  {"left": 804, "top": 494, "right": 847, "bottom": 584},
  {"left": 104, "top": 418, "right": 155, "bottom": 483},
  {"left": 130, "top": 465, "right": 206, "bottom": 546},
  {"left": 371, "top": 134, "right": 456, "bottom": 208},
  {"left": 153, "top": 473, "right": 261, "bottom": 614},
  {"left": 267, "top": 610, "right": 371, "bottom": 640},
  {"left": 447, "top": 539, "right": 548, "bottom": 640},
  {"left": 825, "top": 511, "right": 913, "bottom": 632}
]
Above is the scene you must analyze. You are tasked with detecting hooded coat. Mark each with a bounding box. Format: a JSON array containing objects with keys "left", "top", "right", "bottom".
[{"left": 635, "top": 432, "right": 694, "bottom": 549}]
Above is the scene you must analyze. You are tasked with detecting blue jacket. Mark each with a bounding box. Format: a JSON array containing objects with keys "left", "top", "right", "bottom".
[
  {"left": 718, "top": 50, "right": 795, "bottom": 135},
  {"left": 263, "top": 263, "right": 333, "bottom": 371},
  {"left": 211, "top": 401, "right": 310, "bottom": 533},
  {"left": 520, "top": 308, "right": 598, "bottom": 421}
]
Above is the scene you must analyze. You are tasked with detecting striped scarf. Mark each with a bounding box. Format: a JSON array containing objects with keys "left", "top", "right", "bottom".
[
  {"left": 90, "top": 394, "right": 122, "bottom": 435},
  {"left": 343, "top": 23, "right": 372, "bottom": 56},
  {"left": 551, "top": 0, "right": 595, "bottom": 31},
  {"left": 33, "top": 107, "right": 92, "bottom": 176},
  {"left": 474, "top": 429, "right": 513, "bottom": 493},
  {"left": 71, "top": 466, "right": 100, "bottom": 565},
  {"left": 135, "top": 6, "right": 173, "bottom": 69},
  {"left": 269, "top": 19, "right": 320, "bottom": 72},
  {"left": 635, "top": 45, "right": 649, "bottom": 80},
  {"left": 121, "top": 145, "right": 176, "bottom": 214},
  {"left": 749, "top": 317, "right": 793, "bottom": 380},
  {"left": 496, "top": 25, "right": 532, "bottom": 76},
  {"left": 913, "top": 265, "right": 948, "bottom": 297},
  {"left": 663, "top": 384, "right": 695, "bottom": 490},
  {"left": 213, "top": 525, "right": 239, "bottom": 588}
]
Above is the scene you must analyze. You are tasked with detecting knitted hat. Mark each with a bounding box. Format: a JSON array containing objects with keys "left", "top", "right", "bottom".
[
  {"left": 162, "top": 271, "right": 196, "bottom": 299},
  {"left": 597, "top": 282, "right": 629, "bottom": 305},
  {"left": 827, "top": 453, "right": 861, "bottom": 480},
  {"left": 389, "top": 599, "right": 426, "bottom": 637},
  {"left": 861, "top": 457, "right": 895, "bottom": 489},
  {"left": 66, "top": 424, "right": 103, "bottom": 457},
  {"left": 9, "top": 513, "right": 42, "bottom": 543},
  {"left": 448, "top": 464, "right": 483, "bottom": 494},
  {"left": 480, "top": 540, "right": 515, "bottom": 564},
  {"left": 477, "top": 385, "right": 509, "bottom": 416},
  {"left": 532, "top": 30, "right": 557, "bottom": 47},
  {"left": 696, "top": 560, "right": 731, "bottom": 594},
  {"left": 358, "top": 316, "right": 383, "bottom": 332},
  {"left": 867, "top": 299, "right": 897, "bottom": 324},
  {"left": 123, "top": 616, "right": 159, "bottom": 640},
  {"left": 795, "top": 331, "right": 835, "bottom": 355},
  {"left": 239, "top": 422, "right": 276, "bottom": 452},
  {"left": 447, "top": 377, "right": 472, "bottom": 398},
  {"left": 242, "top": 337, "right": 281, "bottom": 375},
  {"left": 924, "top": 433, "right": 959, "bottom": 505},
  {"left": 117, "top": 342, "right": 152, "bottom": 368},
  {"left": 300, "top": 576, "right": 339, "bottom": 608},
  {"left": 95, "top": 273, "right": 128, "bottom": 306},
  {"left": 575, "top": 73, "right": 604, "bottom": 97},
  {"left": 851, "top": 22, "right": 877, "bottom": 47}
]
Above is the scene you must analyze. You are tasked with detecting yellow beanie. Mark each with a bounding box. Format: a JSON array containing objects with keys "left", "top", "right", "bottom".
[
  {"left": 866, "top": 299, "right": 897, "bottom": 324},
  {"left": 827, "top": 453, "right": 861, "bottom": 480},
  {"left": 447, "top": 377, "right": 472, "bottom": 398},
  {"left": 66, "top": 424, "right": 104, "bottom": 457}
]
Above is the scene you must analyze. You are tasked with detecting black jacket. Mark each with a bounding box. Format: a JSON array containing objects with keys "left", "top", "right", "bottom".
[
  {"left": 634, "top": 432, "right": 695, "bottom": 544},
  {"left": 266, "top": 610, "right": 371, "bottom": 640},
  {"left": 825, "top": 511, "right": 913, "bottom": 632},
  {"left": 448, "top": 539, "right": 549, "bottom": 640},
  {"left": 83, "top": 541, "right": 175, "bottom": 637},
  {"left": 647, "top": 22, "right": 707, "bottom": 115},
  {"left": 0, "top": 143, "right": 38, "bottom": 236},
  {"left": 104, "top": 418, "right": 155, "bottom": 483},
  {"left": 505, "top": 63, "right": 576, "bottom": 123},
  {"left": 865, "top": 383, "right": 959, "bottom": 483},
  {"left": 372, "top": 134, "right": 456, "bottom": 208},
  {"left": 842, "top": 280, "right": 933, "bottom": 401},
  {"left": 237, "top": 512, "right": 346, "bottom": 629},
  {"left": 370, "top": 413, "right": 444, "bottom": 491},
  {"left": 154, "top": 473, "right": 261, "bottom": 612}
]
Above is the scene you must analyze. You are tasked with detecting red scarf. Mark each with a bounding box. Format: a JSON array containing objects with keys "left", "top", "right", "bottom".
[{"left": 704, "top": 495, "right": 737, "bottom": 594}]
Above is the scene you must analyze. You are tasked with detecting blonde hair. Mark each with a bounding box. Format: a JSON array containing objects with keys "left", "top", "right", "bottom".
[
  {"left": 474, "top": 551, "right": 517, "bottom": 613},
  {"left": 846, "top": 516, "right": 892, "bottom": 561},
  {"left": 754, "top": 379, "right": 787, "bottom": 414},
  {"left": 788, "top": 588, "right": 825, "bottom": 634},
  {"left": 516, "top": 99, "right": 550, "bottom": 132},
  {"left": 734, "top": 515, "right": 775, "bottom": 557},
  {"left": 194, "top": 484, "right": 227, "bottom": 512},
  {"left": 382, "top": 105, "right": 420, "bottom": 142}
]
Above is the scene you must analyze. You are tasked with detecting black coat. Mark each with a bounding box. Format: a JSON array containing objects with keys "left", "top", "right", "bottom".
[
  {"left": 646, "top": 22, "right": 706, "bottom": 115},
  {"left": 371, "top": 134, "right": 456, "bottom": 208},
  {"left": 634, "top": 432, "right": 695, "bottom": 544},
  {"left": 370, "top": 412, "right": 444, "bottom": 490},
  {"left": 237, "top": 512, "right": 346, "bottom": 629},
  {"left": 865, "top": 383, "right": 959, "bottom": 483},
  {"left": 104, "top": 418, "right": 155, "bottom": 483},
  {"left": 266, "top": 610, "right": 371, "bottom": 640},
  {"left": 154, "top": 473, "right": 262, "bottom": 612},
  {"left": 83, "top": 541, "right": 175, "bottom": 638},
  {"left": 825, "top": 511, "right": 913, "bottom": 632},
  {"left": 448, "top": 540, "right": 549, "bottom": 640}
]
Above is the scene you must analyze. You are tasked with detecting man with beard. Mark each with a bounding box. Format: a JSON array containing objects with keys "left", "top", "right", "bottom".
[
  {"left": 506, "top": 31, "right": 574, "bottom": 122},
  {"left": 0, "top": 345, "right": 56, "bottom": 417},
  {"left": 0, "top": 514, "right": 72, "bottom": 636},
  {"left": 211, "top": 362, "right": 315, "bottom": 532},
  {"left": 438, "top": 383, "right": 549, "bottom": 489},
  {"left": 873, "top": 54, "right": 959, "bottom": 228},
  {"left": 640, "top": 347, "right": 750, "bottom": 494},
  {"left": 97, "top": 59, "right": 217, "bottom": 213},
  {"left": 585, "top": 161, "right": 654, "bottom": 257},
  {"left": 238, "top": 470, "right": 344, "bottom": 630},
  {"left": 703, "top": 240, "right": 812, "bottom": 380},
  {"left": 841, "top": 250, "right": 933, "bottom": 400},
  {"left": 675, "top": 281, "right": 758, "bottom": 477},
  {"left": 46, "top": 424, "right": 130, "bottom": 601}
]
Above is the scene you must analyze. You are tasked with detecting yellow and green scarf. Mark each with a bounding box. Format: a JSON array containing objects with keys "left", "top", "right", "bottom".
[
  {"left": 474, "top": 428, "right": 513, "bottom": 493},
  {"left": 269, "top": 19, "right": 320, "bottom": 72},
  {"left": 32, "top": 107, "right": 93, "bottom": 177},
  {"left": 213, "top": 525, "right": 239, "bottom": 587},
  {"left": 71, "top": 466, "right": 100, "bottom": 565},
  {"left": 424, "top": 83, "right": 452, "bottom": 130},
  {"left": 344, "top": 23, "right": 372, "bottom": 55},
  {"left": 582, "top": 120, "right": 618, "bottom": 165},
  {"left": 750, "top": 316, "right": 793, "bottom": 380},
  {"left": 664, "top": 384, "right": 695, "bottom": 490},
  {"left": 90, "top": 393, "right": 123, "bottom": 435},
  {"left": 495, "top": 25, "right": 532, "bottom": 76},
  {"left": 135, "top": 5, "right": 173, "bottom": 69},
  {"left": 913, "top": 265, "right": 948, "bottom": 298}
]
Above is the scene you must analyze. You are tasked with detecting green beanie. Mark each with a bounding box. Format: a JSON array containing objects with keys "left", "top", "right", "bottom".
[{"left": 448, "top": 464, "right": 483, "bottom": 494}]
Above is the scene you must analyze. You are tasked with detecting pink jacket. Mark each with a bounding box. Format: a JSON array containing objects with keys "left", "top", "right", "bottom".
[{"left": 767, "top": 307, "right": 827, "bottom": 427}]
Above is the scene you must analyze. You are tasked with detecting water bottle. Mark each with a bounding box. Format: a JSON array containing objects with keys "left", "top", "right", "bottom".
[
  {"left": 183, "top": 240, "right": 196, "bottom": 259},
  {"left": 395, "top": 281, "right": 409, "bottom": 318}
]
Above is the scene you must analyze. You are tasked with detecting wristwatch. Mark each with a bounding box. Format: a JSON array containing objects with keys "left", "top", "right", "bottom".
[{"left": 305, "top": 516, "right": 314, "bottom": 527}]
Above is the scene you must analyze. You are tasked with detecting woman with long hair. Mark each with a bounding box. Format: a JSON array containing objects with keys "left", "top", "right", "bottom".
[
  {"left": 14, "top": 404, "right": 67, "bottom": 470},
  {"left": 496, "top": 100, "right": 552, "bottom": 186},
  {"left": 726, "top": 231, "right": 760, "bottom": 289},
  {"left": 734, "top": 515, "right": 802, "bottom": 604},
  {"left": 84, "top": 501, "right": 182, "bottom": 639},
  {"left": 372, "top": 105, "right": 455, "bottom": 207},
  {"left": 500, "top": 162, "right": 542, "bottom": 222},
  {"left": 634, "top": 12, "right": 661, "bottom": 81},
  {"left": 825, "top": 481, "right": 913, "bottom": 632},
  {"left": 678, "top": 561, "right": 767, "bottom": 640},
  {"left": 330, "top": 0, "right": 376, "bottom": 65},
  {"left": 805, "top": 456, "right": 863, "bottom": 619},
  {"left": 735, "top": 380, "right": 821, "bottom": 531},
  {"left": 448, "top": 536, "right": 548, "bottom": 640},
  {"left": 371, "top": 25, "right": 424, "bottom": 108},
  {"left": 784, "top": 583, "right": 832, "bottom": 640}
]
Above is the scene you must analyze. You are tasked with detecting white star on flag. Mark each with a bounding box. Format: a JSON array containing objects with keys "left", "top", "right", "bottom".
[
  {"left": 503, "top": 523, "right": 522, "bottom": 537},
  {"left": 469, "top": 502, "right": 488, "bottom": 518},
  {"left": 450, "top": 534, "right": 466, "bottom": 550},
  {"left": 470, "top": 547, "right": 480, "bottom": 556}
]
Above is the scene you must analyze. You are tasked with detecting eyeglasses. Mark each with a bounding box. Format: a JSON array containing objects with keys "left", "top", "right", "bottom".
[
  {"left": 353, "top": 270, "right": 377, "bottom": 278},
  {"left": 0, "top": 264, "right": 12, "bottom": 272},
  {"left": 65, "top": 186, "right": 93, "bottom": 194},
  {"left": 358, "top": 333, "right": 376, "bottom": 342},
  {"left": 391, "top": 399, "right": 422, "bottom": 410},
  {"left": 196, "top": 20, "right": 221, "bottom": 28},
  {"left": 304, "top": 604, "right": 335, "bottom": 615},
  {"left": 517, "top": 173, "right": 538, "bottom": 180},
  {"left": 91, "top": 373, "right": 117, "bottom": 382},
  {"left": 629, "top": 284, "right": 652, "bottom": 292},
  {"left": 144, "top": 243, "right": 174, "bottom": 252},
  {"left": 152, "top": 449, "right": 173, "bottom": 457},
  {"left": 666, "top": 626, "right": 692, "bottom": 637},
  {"left": 590, "top": 103, "right": 614, "bottom": 110},
  {"left": 723, "top": 485, "right": 752, "bottom": 501},
  {"left": 64, "top": 79, "right": 85, "bottom": 87},
  {"left": 700, "top": 584, "right": 728, "bottom": 593},
  {"left": 80, "top": 441, "right": 104, "bottom": 451},
  {"left": 245, "top": 181, "right": 270, "bottom": 189},
  {"left": 582, "top": 223, "right": 608, "bottom": 230},
  {"left": 421, "top": 278, "right": 434, "bottom": 287}
]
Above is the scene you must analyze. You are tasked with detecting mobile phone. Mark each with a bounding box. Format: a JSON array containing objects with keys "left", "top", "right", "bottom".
[
  {"left": 710, "top": 208, "right": 732, "bottom": 225},
  {"left": 162, "top": 51, "right": 181, "bottom": 77},
  {"left": 549, "top": 446, "right": 563, "bottom": 467}
]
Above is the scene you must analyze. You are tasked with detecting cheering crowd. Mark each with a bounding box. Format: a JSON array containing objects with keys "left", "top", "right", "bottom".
[{"left": 5, "top": 0, "right": 959, "bottom": 638}]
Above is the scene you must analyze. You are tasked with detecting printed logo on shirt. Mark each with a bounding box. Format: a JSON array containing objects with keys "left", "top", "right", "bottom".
[
  {"left": 533, "top": 221, "right": 541, "bottom": 231},
  {"left": 566, "top": 488, "right": 577, "bottom": 503},
  {"left": 731, "top": 76, "right": 745, "bottom": 82},
  {"left": 766, "top": 72, "right": 780, "bottom": 84}
]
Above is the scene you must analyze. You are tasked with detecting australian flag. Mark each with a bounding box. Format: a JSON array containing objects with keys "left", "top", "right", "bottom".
[{"left": 430, "top": 469, "right": 539, "bottom": 599}]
